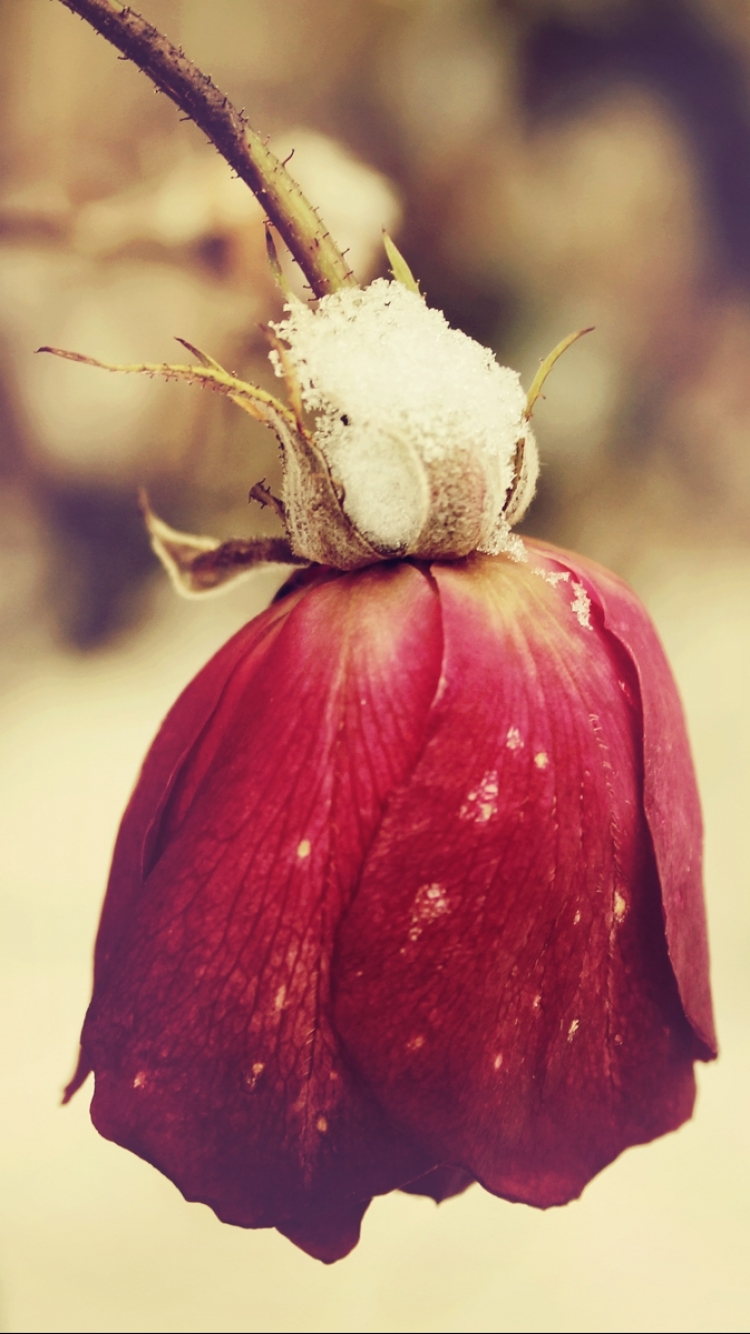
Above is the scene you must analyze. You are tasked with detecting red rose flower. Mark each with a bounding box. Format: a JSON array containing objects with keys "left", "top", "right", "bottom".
[{"left": 65, "top": 539, "right": 716, "bottom": 1262}]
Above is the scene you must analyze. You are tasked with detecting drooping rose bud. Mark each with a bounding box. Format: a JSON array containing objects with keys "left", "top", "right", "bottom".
[
  {"left": 48, "top": 0, "right": 716, "bottom": 1278},
  {"left": 65, "top": 540, "right": 716, "bottom": 1263}
]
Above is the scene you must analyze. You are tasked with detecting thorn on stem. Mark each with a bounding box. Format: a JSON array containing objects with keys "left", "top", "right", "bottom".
[
  {"left": 249, "top": 481, "right": 286, "bottom": 521},
  {"left": 61, "top": 0, "right": 355, "bottom": 298}
]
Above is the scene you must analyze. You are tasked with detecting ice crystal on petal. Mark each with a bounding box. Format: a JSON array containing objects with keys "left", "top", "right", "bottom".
[
  {"left": 571, "top": 581, "right": 593, "bottom": 629},
  {"left": 408, "top": 882, "right": 451, "bottom": 940},
  {"left": 270, "top": 280, "right": 537, "bottom": 561}
]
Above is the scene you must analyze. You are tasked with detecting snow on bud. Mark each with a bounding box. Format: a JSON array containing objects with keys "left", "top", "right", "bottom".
[{"left": 269, "top": 279, "right": 538, "bottom": 565}]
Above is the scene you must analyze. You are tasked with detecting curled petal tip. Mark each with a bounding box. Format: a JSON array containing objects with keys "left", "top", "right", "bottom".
[
  {"left": 138, "top": 492, "right": 304, "bottom": 597},
  {"left": 61, "top": 1050, "right": 92, "bottom": 1106}
]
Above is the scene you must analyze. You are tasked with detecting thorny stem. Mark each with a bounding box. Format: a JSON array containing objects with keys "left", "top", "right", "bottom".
[{"left": 56, "top": 0, "right": 357, "bottom": 298}]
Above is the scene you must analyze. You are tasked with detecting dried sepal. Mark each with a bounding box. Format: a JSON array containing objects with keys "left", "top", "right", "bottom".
[
  {"left": 259, "top": 325, "right": 306, "bottom": 432},
  {"left": 36, "top": 343, "right": 297, "bottom": 430},
  {"left": 524, "top": 327, "right": 594, "bottom": 421},
  {"left": 264, "top": 223, "right": 292, "bottom": 300},
  {"left": 499, "top": 327, "right": 595, "bottom": 526},
  {"left": 502, "top": 434, "right": 540, "bottom": 527},
  {"left": 139, "top": 493, "right": 305, "bottom": 598},
  {"left": 38, "top": 309, "right": 593, "bottom": 574},
  {"left": 249, "top": 482, "right": 286, "bottom": 523},
  {"left": 276, "top": 407, "right": 382, "bottom": 569},
  {"left": 172, "top": 337, "right": 228, "bottom": 375},
  {"left": 36, "top": 338, "right": 381, "bottom": 571},
  {"left": 382, "top": 230, "right": 422, "bottom": 297}
]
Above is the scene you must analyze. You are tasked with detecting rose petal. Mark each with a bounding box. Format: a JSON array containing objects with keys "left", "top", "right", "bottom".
[
  {"left": 528, "top": 539, "right": 717, "bottom": 1058},
  {"left": 79, "top": 563, "right": 443, "bottom": 1259},
  {"left": 65, "top": 585, "right": 302, "bottom": 1103},
  {"left": 399, "top": 1164, "right": 475, "bottom": 1203},
  {"left": 333, "top": 553, "right": 700, "bottom": 1208}
]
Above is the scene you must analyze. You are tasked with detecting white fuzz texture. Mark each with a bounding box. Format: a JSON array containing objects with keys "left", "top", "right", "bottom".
[{"left": 270, "top": 280, "right": 536, "bottom": 560}]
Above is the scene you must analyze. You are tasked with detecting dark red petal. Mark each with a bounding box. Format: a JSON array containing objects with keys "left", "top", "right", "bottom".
[
  {"left": 333, "top": 553, "right": 699, "bottom": 1209},
  {"left": 399, "top": 1164, "right": 475, "bottom": 1202},
  {"left": 275, "top": 1198, "right": 370, "bottom": 1265},
  {"left": 66, "top": 585, "right": 305, "bottom": 1104},
  {"left": 80, "top": 564, "right": 443, "bottom": 1259},
  {"left": 527, "top": 539, "right": 717, "bottom": 1059}
]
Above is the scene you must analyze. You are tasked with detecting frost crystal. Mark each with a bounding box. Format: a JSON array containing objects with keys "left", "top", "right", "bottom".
[
  {"left": 270, "top": 280, "right": 537, "bottom": 563},
  {"left": 571, "top": 581, "right": 593, "bottom": 629}
]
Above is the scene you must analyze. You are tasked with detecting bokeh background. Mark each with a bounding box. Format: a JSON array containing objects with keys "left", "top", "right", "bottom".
[{"left": 1, "top": 1, "right": 749, "bottom": 1330}]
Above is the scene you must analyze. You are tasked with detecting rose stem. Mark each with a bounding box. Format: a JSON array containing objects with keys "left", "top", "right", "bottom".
[{"left": 55, "top": 0, "right": 357, "bottom": 298}]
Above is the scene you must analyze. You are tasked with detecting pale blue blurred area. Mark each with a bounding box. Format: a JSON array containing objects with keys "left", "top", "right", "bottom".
[{"left": 1, "top": 1, "right": 749, "bottom": 1330}]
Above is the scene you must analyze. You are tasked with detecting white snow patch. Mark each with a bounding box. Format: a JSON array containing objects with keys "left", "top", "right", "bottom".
[
  {"left": 571, "top": 581, "right": 592, "bottom": 629},
  {"left": 506, "top": 727, "right": 524, "bottom": 751},
  {"left": 509, "top": 532, "right": 529, "bottom": 561},
  {"left": 534, "top": 751, "right": 549, "bottom": 769},
  {"left": 533, "top": 568, "right": 570, "bottom": 588},
  {"left": 460, "top": 769, "right": 499, "bottom": 823},
  {"left": 409, "top": 882, "right": 450, "bottom": 940},
  {"left": 483, "top": 521, "right": 529, "bottom": 562},
  {"left": 296, "top": 838, "right": 311, "bottom": 859},
  {"left": 614, "top": 890, "right": 627, "bottom": 922},
  {"left": 270, "top": 280, "right": 531, "bottom": 554},
  {"left": 532, "top": 566, "right": 592, "bottom": 628},
  {"left": 567, "top": 1018, "right": 580, "bottom": 1042}
]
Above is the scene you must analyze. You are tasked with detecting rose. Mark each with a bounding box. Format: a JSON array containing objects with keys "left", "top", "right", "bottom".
[
  {"left": 46, "top": 0, "right": 717, "bottom": 1272},
  {"left": 64, "top": 538, "right": 716, "bottom": 1263}
]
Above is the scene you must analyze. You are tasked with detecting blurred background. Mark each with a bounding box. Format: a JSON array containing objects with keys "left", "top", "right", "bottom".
[{"left": 0, "top": 0, "right": 749, "bottom": 1330}]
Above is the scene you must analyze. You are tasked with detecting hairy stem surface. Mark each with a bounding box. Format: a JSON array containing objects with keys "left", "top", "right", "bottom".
[{"left": 57, "top": 0, "right": 357, "bottom": 297}]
